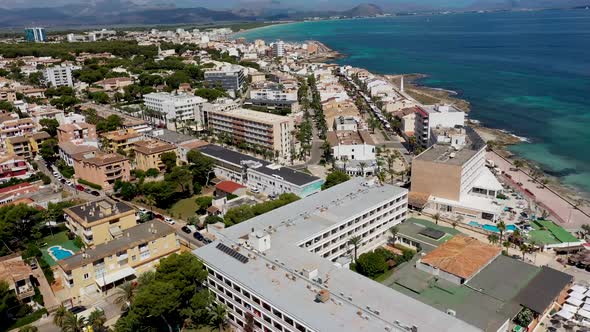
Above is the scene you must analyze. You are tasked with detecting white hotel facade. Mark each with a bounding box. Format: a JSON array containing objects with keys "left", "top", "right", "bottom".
[{"left": 194, "top": 179, "right": 479, "bottom": 332}]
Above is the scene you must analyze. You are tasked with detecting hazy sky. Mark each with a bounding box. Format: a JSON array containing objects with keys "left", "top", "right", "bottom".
[{"left": 0, "top": 0, "right": 481, "bottom": 10}]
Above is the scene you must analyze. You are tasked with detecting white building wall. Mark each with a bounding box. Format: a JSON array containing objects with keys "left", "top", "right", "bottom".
[{"left": 332, "top": 144, "right": 375, "bottom": 161}]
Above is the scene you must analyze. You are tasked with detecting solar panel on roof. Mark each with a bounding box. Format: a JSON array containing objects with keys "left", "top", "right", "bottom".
[
  {"left": 216, "top": 243, "right": 249, "bottom": 264},
  {"left": 418, "top": 228, "right": 446, "bottom": 240}
]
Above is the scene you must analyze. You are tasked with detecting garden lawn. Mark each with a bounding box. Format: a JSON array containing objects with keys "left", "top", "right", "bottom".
[
  {"left": 169, "top": 195, "right": 207, "bottom": 220},
  {"left": 39, "top": 231, "right": 81, "bottom": 266}
]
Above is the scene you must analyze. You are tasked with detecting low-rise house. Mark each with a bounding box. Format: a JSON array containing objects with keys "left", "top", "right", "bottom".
[
  {"left": 72, "top": 151, "right": 130, "bottom": 190},
  {"left": 0, "top": 88, "right": 16, "bottom": 102},
  {"left": 64, "top": 198, "right": 137, "bottom": 246},
  {"left": 58, "top": 142, "right": 99, "bottom": 167},
  {"left": 57, "top": 122, "right": 97, "bottom": 144},
  {"left": 133, "top": 140, "right": 177, "bottom": 172},
  {"left": 94, "top": 77, "right": 133, "bottom": 91},
  {"left": 0, "top": 116, "right": 35, "bottom": 142},
  {"left": 56, "top": 220, "right": 180, "bottom": 299},
  {"left": 0, "top": 255, "right": 35, "bottom": 302},
  {"left": 327, "top": 130, "right": 377, "bottom": 176}
]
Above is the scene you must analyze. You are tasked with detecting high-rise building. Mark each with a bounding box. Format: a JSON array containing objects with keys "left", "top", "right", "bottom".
[
  {"left": 44, "top": 65, "right": 74, "bottom": 87},
  {"left": 204, "top": 66, "right": 245, "bottom": 94},
  {"left": 143, "top": 92, "right": 207, "bottom": 131},
  {"left": 272, "top": 40, "right": 285, "bottom": 57},
  {"left": 24, "top": 27, "right": 46, "bottom": 42}
]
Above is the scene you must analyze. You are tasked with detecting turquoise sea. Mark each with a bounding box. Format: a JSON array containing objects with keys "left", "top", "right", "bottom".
[{"left": 238, "top": 10, "right": 590, "bottom": 194}]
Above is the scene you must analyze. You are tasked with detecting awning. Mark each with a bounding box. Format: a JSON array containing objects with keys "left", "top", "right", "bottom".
[
  {"left": 563, "top": 303, "right": 579, "bottom": 313},
  {"left": 96, "top": 267, "right": 136, "bottom": 287},
  {"left": 583, "top": 304, "right": 590, "bottom": 311},
  {"left": 580, "top": 309, "right": 590, "bottom": 320},
  {"left": 567, "top": 297, "right": 584, "bottom": 307},
  {"left": 556, "top": 309, "right": 575, "bottom": 320},
  {"left": 570, "top": 291, "right": 587, "bottom": 300},
  {"left": 572, "top": 285, "right": 588, "bottom": 293}
]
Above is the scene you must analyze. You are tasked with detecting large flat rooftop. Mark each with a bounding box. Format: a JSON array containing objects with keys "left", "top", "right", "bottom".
[
  {"left": 415, "top": 127, "right": 485, "bottom": 166},
  {"left": 65, "top": 198, "right": 135, "bottom": 224},
  {"left": 198, "top": 145, "right": 321, "bottom": 187},
  {"left": 194, "top": 179, "right": 478, "bottom": 332},
  {"left": 209, "top": 108, "right": 290, "bottom": 124}
]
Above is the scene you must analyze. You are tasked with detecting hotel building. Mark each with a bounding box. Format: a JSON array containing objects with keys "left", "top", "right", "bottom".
[
  {"left": 57, "top": 220, "right": 180, "bottom": 298},
  {"left": 411, "top": 127, "right": 504, "bottom": 221},
  {"left": 193, "top": 179, "right": 479, "bottom": 332},
  {"left": 143, "top": 92, "right": 207, "bottom": 131},
  {"left": 206, "top": 108, "right": 293, "bottom": 161},
  {"left": 414, "top": 104, "right": 465, "bottom": 148}
]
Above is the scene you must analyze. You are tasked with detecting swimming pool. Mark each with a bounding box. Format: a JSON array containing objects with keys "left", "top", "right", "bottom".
[
  {"left": 469, "top": 221, "right": 518, "bottom": 233},
  {"left": 48, "top": 246, "right": 74, "bottom": 261}
]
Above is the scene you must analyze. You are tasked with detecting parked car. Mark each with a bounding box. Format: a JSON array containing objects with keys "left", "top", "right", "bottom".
[
  {"left": 181, "top": 226, "right": 192, "bottom": 234},
  {"left": 202, "top": 237, "right": 212, "bottom": 244},
  {"left": 76, "top": 185, "right": 85, "bottom": 191},
  {"left": 193, "top": 232, "right": 204, "bottom": 241},
  {"left": 69, "top": 306, "right": 87, "bottom": 314},
  {"left": 84, "top": 188, "right": 92, "bottom": 193},
  {"left": 139, "top": 208, "right": 147, "bottom": 214},
  {"left": 165, "top": 217, "right": 175, "bottom": 225},
  {"left": 154, "top": 213, "right": 164, "bottom": 220},
  {"left": 91, "top": 191, "right": 100, "bottom": 196},
  {"left": 251, "top": 187, "right": 260, "bottom": 194}
]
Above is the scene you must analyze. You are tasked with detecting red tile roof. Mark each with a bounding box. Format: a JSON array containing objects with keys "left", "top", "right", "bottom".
[{"left": 215, "top": 180, "right": 245, "bottom": 194}]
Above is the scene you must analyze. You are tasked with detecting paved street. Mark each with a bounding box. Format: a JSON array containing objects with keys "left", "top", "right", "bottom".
[{"left": 488, "top": 151, "right": 590, "bottom": 230}]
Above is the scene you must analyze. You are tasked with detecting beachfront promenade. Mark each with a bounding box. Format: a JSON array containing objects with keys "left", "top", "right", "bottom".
[{"left": 488, "top": 151, "right": 590, "bottom": 231}]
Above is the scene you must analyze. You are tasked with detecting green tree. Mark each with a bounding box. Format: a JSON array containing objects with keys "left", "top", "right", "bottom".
[
  {"left": 165, "top": 166, "right": 192, "bottom": 193},
  {"left": 321, "top": 171, "right": 350, "bottom": 190},
  {"left": 487, "top": 233, "right": 499, "bottom": 245},
  {"left": 141, "top": 181, "right": 177, "bottom": 208},
  {"left": 205, "top": 215, "right": 224, "bottom": 225},
  {"left": 194, "top": 88, "right": 227, "bottom": 102},
  {"left": 116, "top": 181, "right": 138, "bottom": 201},
  {"left": 210, "top": 303, "right": 228, "bottom": 332},
  {"left": 39, "top": 138, "right": 59, "bottom": 161},
  {"left": 389, "top": 226, "right": 399, "bottom": 244},
  {"left": 160, "top": 152, "right": 177, "bottom": 173},
  {"left": 348, "top": 235, "right": 362, "bottom": 262},
  {"left": 356, "top": 251, "right": 388, "bottom": 278},
  {"left": 61, "top": 312, "right": 86, "bottom": 332},
  {"left": 53, "top": 305, "right": 68, "bottom": 328},
  {"left": 39, "top": 118, "right": 59, "bottom": 136},
  {"left": 145, "top": 168, "right": 160, "bottom": 178},
  {"left": 19, "top": 325, "right": 39, "bottom": 332},
  {"left": 195, "top": 196, "right": 213, "bottom": 215},
  {"left": 497, "top": 220, "right": 506, "bottom": 243},
  {"left": 433, "top": 213, "right": 441, "bottom": 225},
  {"left": 1, "top": 280, "right": 20, "bottom": 323},
  {"left": 186, "top": 150, "right": 214, "bottom": 185},
  {"left": 515, "top": 308, "right": 534, "bottom": 327},
  {"left": 224, "top": 205, "right": 254, "bottom": 226},
  {"left": 88, "top": 309, "right": 107, "bottom": 332},
  {"left": 114, "top": 281, "right": 135, "bottom": 312}
]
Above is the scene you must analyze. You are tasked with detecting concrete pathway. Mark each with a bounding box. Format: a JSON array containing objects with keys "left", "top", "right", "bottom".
[{"left": 33, "top": 266, "right": 60, "bottom": 311}]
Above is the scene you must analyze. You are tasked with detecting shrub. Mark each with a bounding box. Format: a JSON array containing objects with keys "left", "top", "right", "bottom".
[
  {"left": 77, "top": 179, "right": 102, "bottom": 190},
  {"left": 7, "top": 309, "right": 48, "bottom": 331},
  {"left": 32, "top": 286, "right": 44, "bottom": 306},
  {"left": 38, "top": 259, "right": 54, "bottom": 284},
  {"left": 356, "top": 251, "right": 388, "bottom": 278}
]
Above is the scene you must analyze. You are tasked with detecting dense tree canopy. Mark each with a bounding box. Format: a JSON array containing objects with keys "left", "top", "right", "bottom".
[{"left": 322, "top": 171, "right": 350, "bottom": 190}]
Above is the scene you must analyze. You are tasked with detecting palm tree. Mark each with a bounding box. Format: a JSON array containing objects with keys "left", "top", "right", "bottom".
[
  {"left": 87, "top": 309, "right": 107, "bottom": 332},
  {"left": 433, "top": 213, "right": 441, "bottom": 225},
  {"left": 519, "top": 243, "right": 529, "bottom": 261},
  {"left": 348, "top": 236, "right": 362, "bottom": 262},
  {"left": 209, "top": 303, "right": 228, "bottom": 332},
  {"left": 144, "top": 194, "right": 156, "bottom": 212},
  {"left": 61, "top": 312, "right": 86, "bottom": 332},
  {"left": 451, "top": 221, "right": 458, "bottom": 229},
  {"left": 487, "top": 234, "right": 499, "bottom": 245},
  {"left": 53, "top": 305, "right": 68, "bottom": 328},
  {"left": 19, "top": 326, "right": 38, "bottom": 332},
  {"left": 386, "top": 153, "right": 396, "bottom": 184},
  {"left": 503, "top": 240, "right": 511, "bottom": 253},
  {"left": 497, "top": 221, "right": 506, "bottom": 243},
  {"left": 513, "top": 159, "right": 526, "bottom": 170},
  {"left": 389, "top": 226, "right": 399, "bottom": 245},
  {"left": 358, "top": 161, "right": 367, "bottom": 177},
  {"left": 376, "top": 171, "right": 386, "bottom": 184},
  {"left": 114, "top": 281, "right": 135, "bottom": 311}
]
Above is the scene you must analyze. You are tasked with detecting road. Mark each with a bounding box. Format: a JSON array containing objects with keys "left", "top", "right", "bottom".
[
  {"left": 37, "top": 159, "right": 103, "bottom": 201},
  {"left": 488, "top": 151, "right": 590, "bottom": 231}
]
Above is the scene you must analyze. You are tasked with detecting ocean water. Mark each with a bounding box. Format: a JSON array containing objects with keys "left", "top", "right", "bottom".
[{"left": 237, "top": 10, "right": 590, "bottom": 194}]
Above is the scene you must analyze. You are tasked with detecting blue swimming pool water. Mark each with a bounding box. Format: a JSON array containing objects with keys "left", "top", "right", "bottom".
[
  {"left": 48, "top": 246, "right": 74, "bottom": 260},
  {"left": 470, "top": 222, "right": 518, "bottom": 233}
]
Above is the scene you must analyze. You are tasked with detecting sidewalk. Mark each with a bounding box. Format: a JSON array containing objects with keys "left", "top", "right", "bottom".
[{"left": 33, "top": 267, "right": 60, "bottom": 311}]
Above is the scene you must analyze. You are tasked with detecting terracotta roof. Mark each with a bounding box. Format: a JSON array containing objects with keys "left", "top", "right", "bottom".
[
  {"left": 420, "top": 235, "right": 502, "bottom": 280},
  {"left": 408, "top": 191, "right": 431, "bottom": 209},
  {"left": 133, "top": 140, "right": 176, "bottom": 155},
  {"left": 178, "top": 140, "right": 209, "bottom": 150},
  {"left": 216, "top": 180, "right": 246, "bottom": 194},
  {"left": 0, "top": 256, "right": 32, "bottom": 286},
  {"left": 58, "top": 142, "right": 99, "bottom": 156},
  {"left": 0, "top": 182, "right": 33, "bottom": 194},
  {"left": 72, "top": 150, "right": 128, "bottom": 166}
]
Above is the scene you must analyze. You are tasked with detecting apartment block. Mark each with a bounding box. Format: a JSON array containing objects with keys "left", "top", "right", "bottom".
[
  {"left": 100, "top": 128, "right": 142, "bottom": 154},
  {"left": 206, "top": 108, "right": 293, "bottom": 161},
  {"left": 64, "top": 198, "right": 137, "bottom": 246},
  {"left": 57, "top": 122, "right": 98, "bottom": 144},
  {"left": 0, "top": 88, "right": 16, "bottom": 102},
  {"left": 0, "top": 116, "right": 35, "bottom": 142},
  {"left": 5, "top": 132, "right": 51, "bottom": 159},
  {"left": 57, "top": 220, "right": 180, "bottom": 298},
  {"left": 414, "top": 104, "right": 465, "bottom": 147},
  {"left": 133, "top": 140, "right": 177, "bottom": 172},
  {"left": 193, "top": 179, "right": 478, "bottom": 332},
  {"left": 143, "top": 92, "right": 207, "bottom": 131},
  {"left": 72, "top": 151, "right": 130, "bottom": 190},
  {"left": 44, "top": 65, "right": 74, "bottom": 87},
  {"left": 0, "top": 155, "right": 34, "bottom": 183},
  {"left": 204, "top": 66, "right": 245, "bottom": 94}
]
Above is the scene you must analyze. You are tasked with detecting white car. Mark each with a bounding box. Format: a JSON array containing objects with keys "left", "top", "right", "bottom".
[
  {"left": 139, "top": 208, "right": 147, "bottom": 214},
  {"left": 52, "top": 171, "right": 59, "bottom": 177},
  {"left": 251, "top": 187, "right": 260, "bottom": 194},
  {"left": 164, "top": 217, "right": 175, "bottom": 225}
]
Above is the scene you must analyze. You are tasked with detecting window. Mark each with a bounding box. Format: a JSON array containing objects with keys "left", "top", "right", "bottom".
[
  {"left": 272, "top": 308, "right": 282, "bottom": 319},
  {"left": 83, "top": 273, "right": 89, "bottom": 280},
  {"left": 262, "top": 302, "right": 271, "bottom": 311}
]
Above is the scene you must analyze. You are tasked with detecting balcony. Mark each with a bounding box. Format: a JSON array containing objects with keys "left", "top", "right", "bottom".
[
  {"left": 16, "top": 285, "right": 35, "bottom": 300},
  {"left": 117, "top": 253, "right": 129, "bottom": 261}
]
